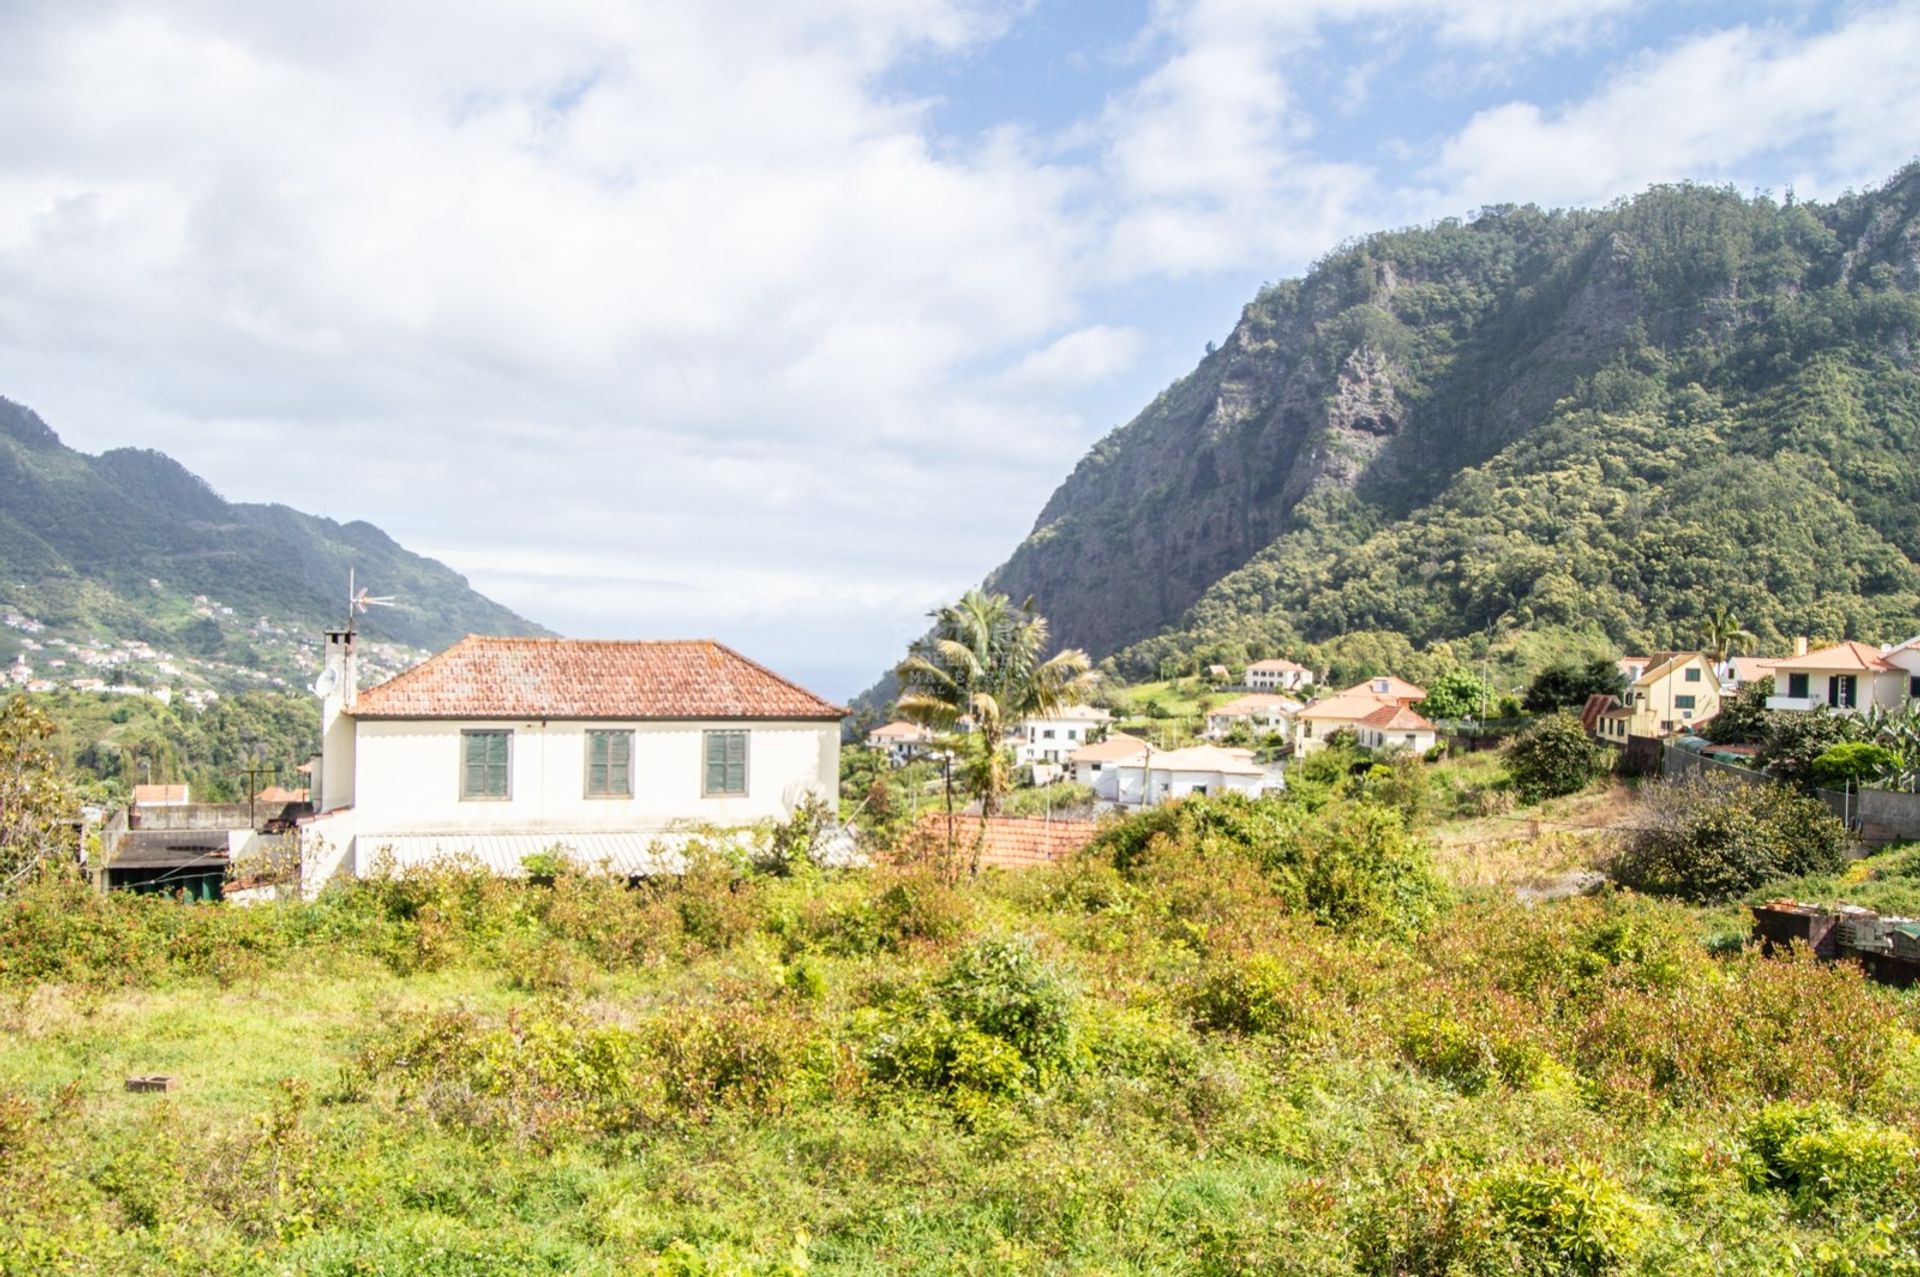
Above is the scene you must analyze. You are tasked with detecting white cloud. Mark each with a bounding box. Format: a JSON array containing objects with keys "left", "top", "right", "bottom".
[
  {"left": 0, "top": 0, "right": 1913, "bottom": 696},
  {"left": 999, "top": 324, "right": 1143, "bottom": 391},
  {"left": 1431, "top": 5, "right": 1920, "bottom": 208}
]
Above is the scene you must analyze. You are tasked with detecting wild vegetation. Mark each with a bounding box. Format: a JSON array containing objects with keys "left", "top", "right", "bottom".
[{"left": 2, "top": 780, "right": 1916, "bottom": 1273}]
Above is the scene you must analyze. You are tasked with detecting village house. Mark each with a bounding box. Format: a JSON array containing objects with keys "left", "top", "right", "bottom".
[
  {"left": 1068, "top": 732, "right": 1147, "bottom": 799},
  {"left": 1619, "top": 652, "right": 1722, "bottom": 737},
  {"left": 1338, "top": 675, "right": 1427, "bottom": 707},
  {"left": 1722, "top": 655, "right": 1783, "bottom": 693},
  {"left": 1203, "top": 693, "right": 1302, "bottom": 740},
  {"left": 1355, "top": 703, "right": 1438, "bottom": 754},
  {"left": 1293, "top": 690, "right": 1400, "bottom": 755},
  {"left": 1012, "top": 705, "right": 1113, "bottom": 771},
  {"left": 1766, "top": 638, "right": 1920, "bottom": 714},
  {"left": 1245, "top": 657, "right": 1312, "bottom": 692},
  {"left": 865, "top": 719, "right": 934, "bottom": 765},
  {"left": 302, "top": 631, "right": 844, "bottom": 888},
  {"left": 1105, "top": 744, "right": 1272, "bottom": 807}
]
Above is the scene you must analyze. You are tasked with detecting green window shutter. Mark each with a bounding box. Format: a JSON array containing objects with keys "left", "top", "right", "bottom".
[
  {"left": 609, "top": 732, "right": 631, "bottom": 795},
  {"left": 704, "top": 731, "right": 748, "bottom": 795},
  {"left": 462, "top": 730, "right": 511, "bottom": 799}
]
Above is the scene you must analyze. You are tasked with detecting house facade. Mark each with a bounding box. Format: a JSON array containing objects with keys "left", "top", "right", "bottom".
[
  {"left": 1765, "top": 640, "right": 1920, "bottom": 715},
  {"left": 303, "top": 632, "right": 843, "bottom": 887},
  {"left": 866, "top": 719, "right": 934, "bottom": 765},
  {"left": 1621, "top": 652, "right": 1721, "bottom": 737},
  {"left": 1069, "top": 733, "right": 1147, "bottom": 799},
  {"left": 1293, "top": 689, "right": 1401, "bottom": 755},
  {"left": 1245, "top": 658, "right": 1312, "bottom": 693},
  {"left": 1105, "top": 745, "right": 1271, "bottom": 807},
  {"left": 1355, "top": 703, "right": 1438, "bottom": 754},
  {"left": 1013, "top": 706, "right": 1113, "bottom": 769},
  {"left": 1204, "top": 693, "right": 1302, "bottom": 740}
]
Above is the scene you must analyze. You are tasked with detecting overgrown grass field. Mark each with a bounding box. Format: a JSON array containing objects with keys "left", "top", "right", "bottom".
[{"left": 2, "top": 796, "right": 1917, "bottom": 1274}]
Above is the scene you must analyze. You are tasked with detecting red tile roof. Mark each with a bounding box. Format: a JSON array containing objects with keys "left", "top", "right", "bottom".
[
  {"left": 1773, "top": 640, "right": 1900, "bottom": 674},
  {"left": 350, "top": 636, "right": 846, "bottom": 721},
  {"left": 1358, "top": 703, "right": 1434, "bottom": 731},
  {"left": 1340, "top": 675, "right": 1427, "bottom": 702},
  {"left": 898, "top": 812, "right": 1101, "bottom": 869},
  {"left": 1246, "top": 658, "right": 1308, "bottom": 673},
  {"left": 131, "top": 783, "right": 190, "bottom": 805},
  {"left": 1579, "top": 693, "right": 1623, "bottom": 733}
]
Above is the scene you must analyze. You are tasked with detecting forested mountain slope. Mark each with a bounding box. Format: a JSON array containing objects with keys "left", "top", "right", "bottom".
[
  {"left": 986, "top": 167, "right": 1920, "bottom": 678},
  {"left": 0, "top": 397, "right": 547, "bottom": 654}
]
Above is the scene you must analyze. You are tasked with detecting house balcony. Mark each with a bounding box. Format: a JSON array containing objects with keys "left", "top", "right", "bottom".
[{"left": 1766, "top": 694, "right": 1862, "bottom": 714}]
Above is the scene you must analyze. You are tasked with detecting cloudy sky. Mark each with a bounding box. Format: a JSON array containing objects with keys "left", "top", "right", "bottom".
[{"left": 3, "top": 0, "right": 1917, "bottom": 697}]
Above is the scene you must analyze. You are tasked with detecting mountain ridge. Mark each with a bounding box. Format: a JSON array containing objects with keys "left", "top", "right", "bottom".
[
  {"left": 968, "top": 166, "right": 1920, "bottom": 686},
  {"left": 0, "top": 396, "right": 549, "bottom": 682}
]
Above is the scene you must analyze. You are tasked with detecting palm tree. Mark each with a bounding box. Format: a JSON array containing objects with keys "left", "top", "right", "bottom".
[
  {"left": 1699, "top": 603, "right": 1757, "bottom": 664},
  {"left": 894, "top": 591, "right": 1093, "bottom": 870}
]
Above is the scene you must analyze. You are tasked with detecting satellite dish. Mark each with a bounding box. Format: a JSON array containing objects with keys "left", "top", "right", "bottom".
[{"left": 312, "top": 667, "right": 339, "bottom": 698}]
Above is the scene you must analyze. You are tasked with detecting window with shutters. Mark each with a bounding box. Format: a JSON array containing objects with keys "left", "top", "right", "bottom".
[
  {"left": 703, "top": 730, "right": 748, "bottom": 796},
  {"left": 585, "top": 730, "right": 633, "bottom": 798},
  {"left": 1787, "top": 673, "right": 1810, "bottom": 699},
  {"left": 460, "top": 730, "right": 511, "bottom": 800}
]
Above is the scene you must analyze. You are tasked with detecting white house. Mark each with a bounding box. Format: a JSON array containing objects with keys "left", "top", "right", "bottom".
[
  {"left": 303, "top": 631, "right": 844, "bottom": 888},
  {"left": 1355, "top": 703, "right": 1438, "bottom": 754},
  {"left": 1204, "top": 693, "right": 1303, "bottom": 740},
  {"left": 1292, "top": 690, "right": 1398, "bottom": 755},
  {"left": 866, "top": 719, "right": 934, "bottom": 765},
  {"left": 1014, "top": 706, "right": 1113, "bottom": 769},
  {"left": 1245, "top": 658, "right": 1312, "bottom": 692},
  {"left": 1766, "top": 639, "right": 1920, "bottom": 715},
  {"left": 1106, "top": 745, "right": 1272, "bottom": 807},
  {"left": 1068, "top": 733, "right": 1147, "bottom": 799}
]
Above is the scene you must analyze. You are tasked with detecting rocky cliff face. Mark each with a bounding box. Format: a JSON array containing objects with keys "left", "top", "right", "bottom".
[{"left": 975, "top": 166, "right": 1920, "bottom": 671}]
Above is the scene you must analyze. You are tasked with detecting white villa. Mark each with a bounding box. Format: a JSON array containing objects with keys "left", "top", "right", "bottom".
[
  {"left": 1204, "top": 693, "right": 1302, "bottom": 739},
  {"left": 1293, "top": 684, "right": 1424, "bottom": 755},
  {"left": 866, "top": 719, "right": 934, "bottom": 765},
  {"left": 1013, "top": 705, "right": 1114, "bottom": 770},
  {"left": 302, "top": 631, "right": 844, "bottom": 888},
  {"left": 1105, "top": 745, "right": 1273, "bottom": 807},
  {"left": 1245, "top": 658, "right": 1312, "bottom": 692},
  {"left": 1766, "top": 639, "right": 1920, "bottom": 714},
  {"left": 1068, "top": 732, "right": 1147, "bottom": 799},
  {"left": 1355, "top": 703, "right": 1438, "bottom": 754}
]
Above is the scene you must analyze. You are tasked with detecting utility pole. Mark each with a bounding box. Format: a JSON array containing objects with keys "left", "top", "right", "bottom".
[{"left": 237, "top": 762, "right": 277, "bottom": 829}]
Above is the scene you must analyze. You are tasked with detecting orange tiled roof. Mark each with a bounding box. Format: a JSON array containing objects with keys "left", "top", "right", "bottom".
[
  {"left": 899, "top": 812, "right": 1101, "bottom": 869},
  {"left": 1246, "top": 658, "right": 1309, "bottom": 673},
  {"left": 130, "top": 783, "right": 189, "bottom": 805},
  {"left": 1299, "top": 691, "right": 1396, "bottom": 720},
  {"left": 1773, "top": 640, "right": 1900, "bottom": 674},
  {"left": 869, "top": 720, "right": 932, "bottom": 740},
  {"left": 253, "top": 785, "right": 309, "bottom": 803},
  {"left": 1358, "top": 703, "right": 1434, "bottom": 731},
  {"left": 350, "top": 636, "right": 846, "bottom": 721},
  {"left": 1339, "top": 676, "right": 1426, "bottom": 701},
  {"left": 1070, "top": 732, "right": 1147, "bottom": 763},
  {"left": 1210, "top": 693, "right": 1303, "bottom": 717}
]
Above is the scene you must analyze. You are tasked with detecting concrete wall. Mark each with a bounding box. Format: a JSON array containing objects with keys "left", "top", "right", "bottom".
[
  {"left": 349, "top": 717, "right": 839, "bottom": 839},
  {"left": 1856, "top": 788, "right": 1920, "bottom": 846}
]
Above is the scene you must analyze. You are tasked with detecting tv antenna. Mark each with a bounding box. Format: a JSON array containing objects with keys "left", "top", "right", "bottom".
[{"left": 344, "top": 568, "right": 397, "bottom": 633}]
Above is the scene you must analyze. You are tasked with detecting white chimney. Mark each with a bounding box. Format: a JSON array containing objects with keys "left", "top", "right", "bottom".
[
  {"left": 317, "top": 628, "right": 358, "bottom": 813},
  {"left": 1794, "top": 635, "right": 1809, "bottom": 658}
]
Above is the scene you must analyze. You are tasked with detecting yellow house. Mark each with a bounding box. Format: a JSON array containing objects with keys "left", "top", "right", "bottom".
[{"left": 1620, "top": 651, "right": 1721, "bottom": 738}]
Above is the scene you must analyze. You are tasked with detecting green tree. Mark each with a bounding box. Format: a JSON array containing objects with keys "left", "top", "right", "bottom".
[
  {"left": 1522, "top": 660, "right": 1625, "bottom": 714},
  {"left": 0, "top": 697, "right": 78, "bottom": 891},
  {"left": 1505, "top": 712, "right": 1609, "bottom": 802},
  {"left": 1698, "top": 603, "right": 1757, "bottom": 664},
  {"left": 1421, "top": 669, "right": 1492, "bottom": 720},
  {"left": 1705, "top": 677, "right": 1775, "bottom": 744},
  {"left": 1760, "top": 709, "right": 1866, "bottom": 788},
  {"left": 1811, "top": 741, "right": 1896, "bottom": 788},
  {"left": 894, "top": 591, "right": 1093, "bottom": 862}
]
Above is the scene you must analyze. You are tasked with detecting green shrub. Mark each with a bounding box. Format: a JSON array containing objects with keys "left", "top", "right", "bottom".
[
  {"left": 1811, "top": 741, "right": 1897, "bottom": 788},
  {"left": 867, "top": 935, "right": 1078, "bottom": 1098},
  {"left": 1504, "top": 712, "right": 1609, "bottom": 802},
  {"left": 1610, "top": 772, "right": 1848, "bottom": 902},
  {"left": 1744, "top": 1102, "right": 1919, "bottom": 1205},
  {"left": 1483, "top": 1161, "right": 1654, "bottom": 1275}
]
